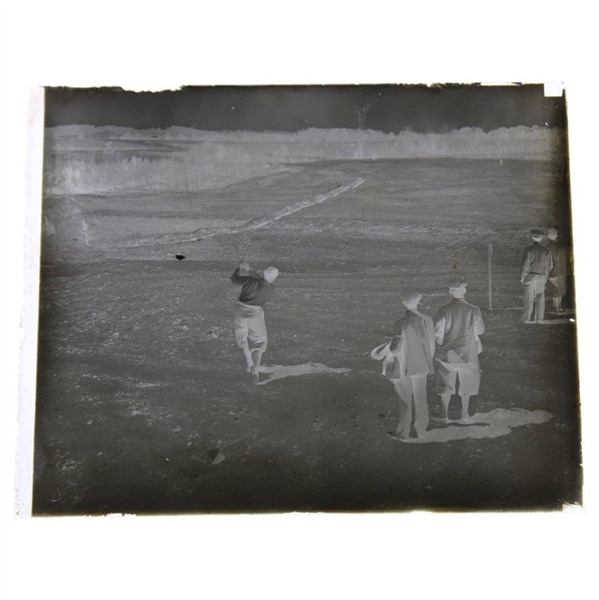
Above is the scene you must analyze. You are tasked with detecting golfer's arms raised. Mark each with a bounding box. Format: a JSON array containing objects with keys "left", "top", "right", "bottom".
[{"left": 230, "top": 264, "right": 259, "bottom": 284}]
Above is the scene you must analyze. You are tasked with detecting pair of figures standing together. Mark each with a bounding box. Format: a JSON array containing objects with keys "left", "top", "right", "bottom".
[
  {"left": 373, "top": 278, "right": 485, "bottom": 441},
  {"left": 521, "top": 227, "right": 569, "bottom": 323}
]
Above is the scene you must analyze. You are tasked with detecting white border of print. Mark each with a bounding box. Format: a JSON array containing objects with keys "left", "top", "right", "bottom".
[{"left": 1, "top": 1, "right": 595, "bottom": 600}]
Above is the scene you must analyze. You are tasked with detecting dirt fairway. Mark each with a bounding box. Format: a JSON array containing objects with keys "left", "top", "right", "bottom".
[{"left": 33, "top": 158, "right": 581, "bottom": 514}]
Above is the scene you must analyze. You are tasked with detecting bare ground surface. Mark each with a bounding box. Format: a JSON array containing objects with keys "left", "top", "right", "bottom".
[{"left": 33, "top": 159, "right": 581, "bottom": 514}]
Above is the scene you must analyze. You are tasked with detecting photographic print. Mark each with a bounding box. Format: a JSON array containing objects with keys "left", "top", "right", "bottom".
[{"left": 29, "top": 84, "right": 581, "bottom": 515}]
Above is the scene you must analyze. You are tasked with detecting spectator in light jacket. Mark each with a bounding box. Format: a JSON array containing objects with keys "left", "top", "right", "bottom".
[{"left": 434, "top": 276, "right": 485, "bottom": 423}]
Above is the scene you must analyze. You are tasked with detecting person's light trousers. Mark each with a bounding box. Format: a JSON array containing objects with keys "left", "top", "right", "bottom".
[
  {"left": 522, "top": 275, "right": 546, "bottom": 322},
  {"left": 392, "top": 374, "right": 429, "bottom": 437}
]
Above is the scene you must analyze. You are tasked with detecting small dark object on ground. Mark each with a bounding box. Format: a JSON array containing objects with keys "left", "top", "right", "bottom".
[{"left": 208, "top": 449, "right": 226, "bottom": 465}]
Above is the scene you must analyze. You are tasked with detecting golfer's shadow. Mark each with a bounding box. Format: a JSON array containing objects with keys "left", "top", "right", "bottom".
[{"left": 257, "top": 363, "right": 350, "bottom": 385}]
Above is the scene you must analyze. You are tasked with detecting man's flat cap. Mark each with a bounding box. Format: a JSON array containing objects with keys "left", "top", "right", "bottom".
[{"left": 530, "top": 229, "right": 545, "bottom": 236}]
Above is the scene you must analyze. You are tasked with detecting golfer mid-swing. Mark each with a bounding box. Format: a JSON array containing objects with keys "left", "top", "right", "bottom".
[{"left": 231, "top": 262, "right": 279, "bottom": 384}]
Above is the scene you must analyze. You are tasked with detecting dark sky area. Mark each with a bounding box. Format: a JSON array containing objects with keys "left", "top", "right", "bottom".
[{"left": 44, "top": 85, "right": 567, "bottom": 133}]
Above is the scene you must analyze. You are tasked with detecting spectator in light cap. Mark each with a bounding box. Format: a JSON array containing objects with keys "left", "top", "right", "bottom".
[
  {"left": 433, "top": 276, "right": 485, "bottom": 422},
  {"left": 384, "top": 290, "right": 436, "bottom": 440},
  {"left": 521, "top": 229, "right": 553, "bottom": 323}
]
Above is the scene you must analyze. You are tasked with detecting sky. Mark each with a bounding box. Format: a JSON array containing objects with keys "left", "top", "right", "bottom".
[{"left": 44, "top": 84, "right": 567, "bottom": 133}]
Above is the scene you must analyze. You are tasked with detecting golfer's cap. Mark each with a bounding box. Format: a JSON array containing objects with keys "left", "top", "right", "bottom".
[
  {"left": 530, "top": 229, "right": 545, "bottom": 237},
  {"left": 448, "top": 275, "right": 467, "bottom": 288},
  {"left": 263, "top": 266, "right": 279, "bottom": 281}
]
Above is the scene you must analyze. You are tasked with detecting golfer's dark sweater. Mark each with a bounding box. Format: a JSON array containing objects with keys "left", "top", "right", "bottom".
[{"left": 230, "top": 268, "right": 275, "bottom": 307}]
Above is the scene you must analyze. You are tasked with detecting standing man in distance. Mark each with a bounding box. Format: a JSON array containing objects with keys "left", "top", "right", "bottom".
[
  {"left": 545, "top": 227, "right": 569, "bottom": 313},
  {"left": 231, "top": 262, "right": 279, "bottom": 384},
  {"left": 521, "top": 228, "right": 553, "bottom": 324},
  {"left": 434, "top": 276, "right": 485, "bottom": 423}
]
